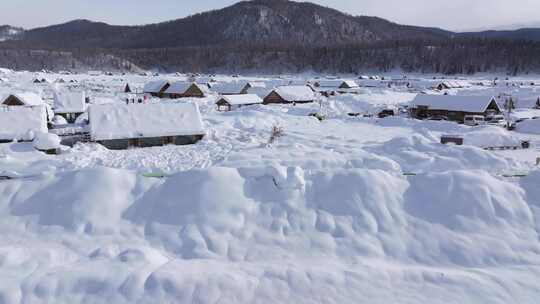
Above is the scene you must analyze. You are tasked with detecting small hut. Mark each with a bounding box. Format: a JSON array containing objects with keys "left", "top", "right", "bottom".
[
  {"left": 410, "top": 94, "right": 501, "bottom": 122},
  {"left": 263, "top": 86, "right": 316, "bottom": 104},
  {"left": 216, "top": 94, "right": 263, "bottom": 111},
  {"left": 88, "top": 103, "right": 205, "bottom": 150},
  {"left": 0, "top": 106, "right": 48, "bottom": 143},
  {"left": 143, "top": 80, "right": 170, "bottom": 98},
  {"left": 163, "top": 82, "right": 207, "bottom": 99}
]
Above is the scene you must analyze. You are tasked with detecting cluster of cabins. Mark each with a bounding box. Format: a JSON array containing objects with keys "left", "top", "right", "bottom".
[
  {"left": 0, "top": 90, "right": 206, "bottom": 150},
  {"left": 0, "top": 75, "right": 516, "bottom": 152},
  {"left": 142, "top": 79, "right": 320, "bottom": 111}
]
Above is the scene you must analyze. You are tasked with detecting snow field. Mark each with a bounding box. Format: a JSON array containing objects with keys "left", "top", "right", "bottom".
[{"left": 1, "top": 72, "right": 540, "bottom": 302}]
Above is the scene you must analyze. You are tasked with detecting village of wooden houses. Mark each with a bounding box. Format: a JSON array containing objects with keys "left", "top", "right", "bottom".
[
  {"left": 2, "top": 67, "right": 540, "bottom": 303},
  {"left": 2, "top": 71, "right": 540, "bottom": 155}
]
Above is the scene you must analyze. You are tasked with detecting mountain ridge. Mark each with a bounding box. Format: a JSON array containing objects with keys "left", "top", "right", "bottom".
[{"left": 1, "top": 0, "right": 539, "bottom": 74}]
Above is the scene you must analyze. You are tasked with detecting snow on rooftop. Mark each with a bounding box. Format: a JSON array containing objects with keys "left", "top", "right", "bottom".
[
  {"left": 316, "top": 79, "right": 344, "bottom": 87},
  {"left": 247, "top": 81, "right": 266, "bottom": 88},
  {"left": 33, "top": 132, "right": 61, "bottom": 150},
  {"left": 164, "top": 82, "right": 192, "bottom": 94},
  {"left": 89, "top": 103, "right": 205, "bottom": 141},
  {"left": 342, "top": 80, "right": 359, "bottom": 88},
  {"left": 143, "top": 80, "right": 169, "bottom": 93},
  {"left": 209, "top": 82, "right": 247, "bottom": 94},
  {"left": 0, "top": 106, "right": 48, "bottom": 141},
  {"left": 410, "top": 94, "right": 499, "bottom": 113},
  {"left": 274, "top": 85, "right": 316, "bottom": 102},
  {"left": 218, "top": 94, "right": 263, "bottom": 106},
  {"left": 53, "top": 91, "right": 87, "bottom": 113},
  {"left": 2, "top": 92, "right": 45, "bottom": 106}
]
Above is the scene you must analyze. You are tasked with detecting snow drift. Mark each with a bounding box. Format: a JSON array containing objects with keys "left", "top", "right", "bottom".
[{"left": 0, "top": 165, "right": 539, "bottom": 303}]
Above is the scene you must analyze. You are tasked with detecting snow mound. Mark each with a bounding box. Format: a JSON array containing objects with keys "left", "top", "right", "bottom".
[
  {"left": 366, "top": 134, "right": 523, "bottom": 173},
  {"left": 463, "top": 125, "right": 522, "bottom": 147},
  {"left": 33, "top": 132, "right": 61, "bottom": 151},
  {"left": 517, "top": 118, "right": 540, "bottom": 134},
  {"left": 0, "top": 166, "right": 539, "bottom": 303},
  {"left": 52, "top": 115, "right": 68, "bottom": 125}
]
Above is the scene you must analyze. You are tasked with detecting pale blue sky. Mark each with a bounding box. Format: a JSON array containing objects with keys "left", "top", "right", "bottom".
[{"left": 2, "top": 0, "right": 539, "bottom": 31}]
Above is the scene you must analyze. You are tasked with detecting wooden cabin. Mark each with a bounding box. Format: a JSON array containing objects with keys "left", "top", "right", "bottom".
[
  {"left": 163, "top": 82, "right": 207, "bottom": 99},
  {"left": 0, "top": 106, "right": 48, "bottom": 143},
  {"left": 263, "top": 86, "right": 316, "bottom": 104},
  {"left": 143, "top": 80, "right": 170, "bottom": 98},
  {"left": 216, "top": 94, "right": 263, "bottom": 111},
  {"left": 88, "top": 103, "right": 205, "bottom": 150},
  {"left": 410, "top": 94, "right": 502, "bottom": 122},
  {"left": 2, "top": 92, "right": 45, "bottom": 107}
]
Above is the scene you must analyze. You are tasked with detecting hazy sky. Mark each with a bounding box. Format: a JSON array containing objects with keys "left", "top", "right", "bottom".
[{"left": 2, "top": 0, "right": 539, "bottom": 31}]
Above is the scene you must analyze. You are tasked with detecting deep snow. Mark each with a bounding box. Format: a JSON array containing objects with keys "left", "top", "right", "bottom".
[{"left": 1, "top": 71, "right": 540, "bottom": 303}]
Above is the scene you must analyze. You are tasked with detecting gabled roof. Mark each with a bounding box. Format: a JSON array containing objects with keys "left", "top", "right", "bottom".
[
  {"left": 2, "top": 92, "right": 44, "bottom": 106},
  {"left": 0, "top": 106, "right": 48, "bottom": 141},
  {"left": 247, "top": 82, "right": 266, "bottom": 88},
  {"left": 163, "top": 82, "right": 208, "bottom": 95},
  {"left": 209, "top": 82, "right": 247, "bottom": 94},
  {"left": 218, "top": 94, "right": 263, "bottom": 106},
  {"left": 273, "top": 85, "right": 316, "bottom": 102},
  {"left": 411, "top": 94, "right": 500, "bottom": 113},
  {"left": 341, "top": 80, "right": 359, "bottom": 88},
  {"left": 89, "top": 103, "right": 205, "bottom": 141},
  {"left": 316, "top": 80, "right": 344, "bottom": 87},
  {"left": 143, "top": 80, "right": 170, "bottom": 93},
  {"left": 163, "top": 82, "right": 192, "bottom": 94},
  {"left": 53, "top": 91, "right": 87, "bottom": 113}
]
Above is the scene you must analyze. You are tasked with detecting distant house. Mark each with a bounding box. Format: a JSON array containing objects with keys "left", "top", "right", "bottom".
[
  {"left": 163, "top": 82, "right": 207, "bottom": 99},
  {"left": 0, "top": 106, "right": 48, "bottom": 143},
  {"left": 88, "top": 103, "right": 205, "bottom": 150},
  {"left": 2, "top": 92, "right": 53, "bottom": 123},
  {"left": 410, "top": 94, "right": 502, "bottom": 122},
  {"left": 242, "top": 83, "right": 273, "bottom": 99},
  {"left": 209, "top": 82, "right": 246, "bottom": 95},
  {"left": 434, "top": 81, "right": 470, "bottom": 90},
  {"left": 2, "top": 92, "right": 44, "bottom": 107},
  {"left": 339, "top": 80, "right": 360, "bottom": 89},
  {"left": 314, "top": 80, "right": 358, "bottom": 89},
  {"left": 216, "top": 94, "right": 263, "bottom": 111},
  {"left": 53, "top": 91, "right": 87, "bottom": 123},
  {"left": 264, "top": 85, "right": 316, "bottom": 104},
  {"left": 143, "top": 80, "right": 170, "bottom": 98},
  {"left": 240, "top": 82, "right": 267, "bottom": 94}
]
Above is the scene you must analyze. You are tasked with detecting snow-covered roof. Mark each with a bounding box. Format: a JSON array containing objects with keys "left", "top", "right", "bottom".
[
  {"left": 247, "top": 82, "right": 266, "bottom": 88},
  {"left": 0, "top": 106, "right": 48, "bottom": 141},
  {"left": 217, "top": 94, "right": 263, "bottom": 106},
  {"left": 2, "top": 92, "right": 45, "bottom": 106},
  {"left": 89, "top": 103, "right": 205, "bottom": 141},
  {"left": 316, "top": 80, "right": 344, "bottom": 88},
  {"left": 209, "top": 82, "right": 247, "bottom": 94},
  {"left": 437, "top": 80, "right": 471, "bottom": 89},
  {"left": 53, "top": 91, "right": 86, "bottom": 113},
  {"left": 411, "top": 94, "right": 500, "bottom": 113},
  {"left": 143, "top": 80, "right": 169, "bottom": 93},
  {"left": 33, "top": 132, "right": 61, "bottom": 150},
  {"left": 273, "top": 85, "right": 316, "bottom": 102},
  {"left": 342, "top": 80, "right": 359, "bottom": 88},
  {"left": 164, "top": 82, "right": 191, "bottom": 94}
]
